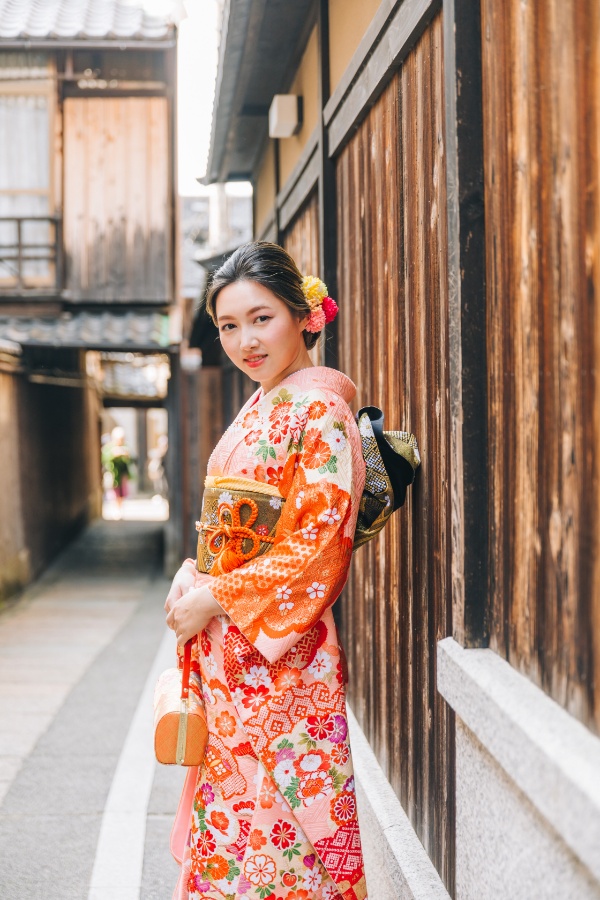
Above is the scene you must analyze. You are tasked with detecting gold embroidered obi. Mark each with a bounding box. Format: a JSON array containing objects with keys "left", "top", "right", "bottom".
[{"left": 195, "top": 476, "right": 285, "bottom": 576}]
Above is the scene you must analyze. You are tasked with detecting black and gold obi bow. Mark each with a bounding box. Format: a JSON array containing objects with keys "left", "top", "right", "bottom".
[{"left": 354, "top": 406, "right": 420, "bottom": 550}]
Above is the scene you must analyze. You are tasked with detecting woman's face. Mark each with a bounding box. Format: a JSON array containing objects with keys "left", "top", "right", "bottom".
[{"left": 215, "top": 279, "right": 311, "bottom": 392}]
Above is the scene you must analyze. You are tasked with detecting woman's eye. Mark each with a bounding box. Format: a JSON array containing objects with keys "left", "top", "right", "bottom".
[
  {"left": 220, "top": 323, "right": 236, "bottom": 332},
  {"left": 256, "top": 315, "right": 271, "bottom": 324}
]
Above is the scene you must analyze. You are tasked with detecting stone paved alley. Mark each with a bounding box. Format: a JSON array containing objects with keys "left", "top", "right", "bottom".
[{"left": 0, "top": 517, "right": 185, "bottom": 900}]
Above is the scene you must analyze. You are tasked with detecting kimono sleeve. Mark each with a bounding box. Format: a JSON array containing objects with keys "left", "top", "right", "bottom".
[{"left": 208, "top": 395, "right": 363, "bottom": 663}]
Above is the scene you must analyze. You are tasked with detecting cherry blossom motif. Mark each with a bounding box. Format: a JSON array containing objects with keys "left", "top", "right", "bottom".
[
  {"left": 248, "top": 828, "right": 267, "bottom": 850},
  {"left": 304, "top": 868, "right": 323, "bottom": 890},
  {"left": 244, "top": 429, "right": 262, "bottom": 446},
  {"left": 245, "top": 853, "right": 277, "bottom": 886},
  {"left": 259, "top": 776, "right": 278, "bottom": 809},
  {"left": 306, "top": 715, "right": 335, "bottom": 741},
  {"left": 296, "top": 770, "right": 334, "bottom": 806},
  {"left": 307, "top": 649, "right": 332, "bottom": 679},
  {"left": 288, "top": 406, "right": 310, "bottom": 443},
  {"left": 268, "top": 402, "right": 293, "bottom": 444},
  {"left": 295, "top": 490, "right": 305, "bottom": 509},
  {"left": 322, "top": 882, "right": 340, "bottom": 899},
  {"left": 359, "top": 414, "right": 374, "bottom": 437},
  {"left": 214, "top": 710, "right": 237, "bottom": 738},
  {"left": 244, "top": 664, "right": 272, "bottom": 689},
  {"left": 331, "top": 790, "right": 357, "bottom": 826},
  {"left": 301, "top": 523, "right": 319, "bottom": 540},
  {"left": 273, "top": 666, "right": 302, "bottom": 691},
  {"left": 306, "top": 581, "right": 326, "bottom": 599},
  {"left": 241, "top": 684, "right": 270, "bottom": 712},
  {"left": 320, "top": 507, "right": 341, "bottom": 525},
  {"left": 329, "top": 714, "right": 348, "bottom": 744},
  {"left": 266, "top": 465, "right": 284, "bottom": 486},
  {"left": 325, "top": 426, "right": 347, "bottom": 452},
  {"left": 279, "top": 601, "right": 294, "bottom": 613},
  {"left": 270, "top": 819, "right": 297, "bottom": 850},
  {"left": 204, "top": 652, "right": 218, "bottom": 676},
  {"left": 195, "top": 827, "right": 217, "bottom": 858},
  {"left": 276, "top": 585, "right": 292, "bottom": 601},
  {"left": 242, "top": 408, "right": 260, "bottom": 428},
  {"left": 198, "top": 782, "right": 215, "bottom": 807}
]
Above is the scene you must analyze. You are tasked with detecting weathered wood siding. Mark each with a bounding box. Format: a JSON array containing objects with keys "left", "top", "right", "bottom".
[
  {"left": 283, "top": 188, "right": 320, "bottom": 275},
  {"left": 482, "top": 0, "right": 600, "bottom": 732},
  {"left": 336, "top": 14, "right": 454, "bottom": 890},
  {"left": 283, "top": 190, "right": 325, "bottom": 365},
  {"left": 63, "top": 97, "right": 171, "bottom": 302}
]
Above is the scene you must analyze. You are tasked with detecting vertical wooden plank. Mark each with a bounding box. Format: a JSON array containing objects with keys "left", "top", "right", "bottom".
[
  {"left": 335, "top": 12, "right": 453, "bottom": 889},
  {"left": 482, "top": 0, "right": 600, "bottom": 732}
]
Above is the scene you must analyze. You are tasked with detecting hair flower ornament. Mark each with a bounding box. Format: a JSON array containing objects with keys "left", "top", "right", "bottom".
[{"left": 301, "top": 275, "right": 339, "bottom": 333}]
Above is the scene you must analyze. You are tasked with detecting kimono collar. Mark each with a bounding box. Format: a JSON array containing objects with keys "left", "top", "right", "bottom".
[{"left": 261, "top": 366, "right": 357, "bottom": 404}]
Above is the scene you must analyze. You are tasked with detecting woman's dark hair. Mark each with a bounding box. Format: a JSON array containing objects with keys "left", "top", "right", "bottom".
[{"left": 205, "top": 241, "right": 319, "bottom": 349}]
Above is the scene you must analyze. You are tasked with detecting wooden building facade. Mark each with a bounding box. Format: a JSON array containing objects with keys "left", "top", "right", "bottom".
[
  {"left": 0, "top": 2, "right": 181, "bottom": 593},
  {"left": 199, "top": 0, "right": 600, "bottom": 896}
]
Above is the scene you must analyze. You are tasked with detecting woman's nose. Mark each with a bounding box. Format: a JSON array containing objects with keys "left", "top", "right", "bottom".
[{"left": 240, "top": 328, "right": 259, "bottom": 350}]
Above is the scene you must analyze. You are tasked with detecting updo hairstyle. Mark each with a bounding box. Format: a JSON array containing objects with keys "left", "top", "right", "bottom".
[{"left": 205, "top": 241, "right": 319, "bottom": 350}]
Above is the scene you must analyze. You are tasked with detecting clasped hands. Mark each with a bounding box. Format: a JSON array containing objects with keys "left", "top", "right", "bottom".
[{"left": 164, "top": 558, "right": 223, "bottom": 646}]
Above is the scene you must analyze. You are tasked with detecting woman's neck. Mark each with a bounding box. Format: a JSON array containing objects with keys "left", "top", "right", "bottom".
[{"left": 260, "top": 350, "right": 314, "bottom": 394}]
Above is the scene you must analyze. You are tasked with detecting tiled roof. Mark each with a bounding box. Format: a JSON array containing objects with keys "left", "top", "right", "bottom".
[
  {"left": 0, "top": 0, "right": 181, "bottom": 42},
  {"left": 0, "top": 311, "right": 172, "bottom": 349}
]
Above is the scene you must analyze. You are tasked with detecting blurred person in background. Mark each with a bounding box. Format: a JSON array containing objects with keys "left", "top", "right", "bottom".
[{"left": 102, "top": 426, "right": 133, "bottom": 519}]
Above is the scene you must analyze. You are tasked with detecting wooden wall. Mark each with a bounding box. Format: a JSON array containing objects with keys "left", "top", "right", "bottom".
[
  {"left": 283, "top": 189, "right": 325, "bottom": 365},
  {"left": 0, "top": 361, "right": 29, "bottom": 601},
  {"left": 336, "top": 13, "right": 454, "bottom": 891},
  {"left": 283, "top": 188, "right": 320, "bottom": 275},
  {"left": 482, "top": 0, "right": 600, "bottom": 732},
  {"left": 63, "top": 97, "right": 171, "bottom": 303},
  {"left": 17, "top": 361, "right": 102, "bottom": 581}
]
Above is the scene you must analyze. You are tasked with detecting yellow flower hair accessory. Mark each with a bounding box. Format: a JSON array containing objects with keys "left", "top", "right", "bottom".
[
  {"left": 301, "top": 275, "right": 328, "bottom": 310},
  {"left": 301, "top": 274, "right": 339, "bottom": 332}
]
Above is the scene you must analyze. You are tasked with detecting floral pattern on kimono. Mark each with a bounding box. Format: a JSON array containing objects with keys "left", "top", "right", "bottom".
[{"left": 173, "top": 367, "right": 367, "bottom": 900}]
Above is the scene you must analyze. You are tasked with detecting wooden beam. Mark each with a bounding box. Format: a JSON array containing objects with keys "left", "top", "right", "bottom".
[
  {"left": 326, "top": 0, "right": 440, "bottom": 157},
  {"left": 317, "top": 0, "right": 338, "bottom": 367},
  {"left": 443, "top": 0, "right": 488, "bottom": 647}
]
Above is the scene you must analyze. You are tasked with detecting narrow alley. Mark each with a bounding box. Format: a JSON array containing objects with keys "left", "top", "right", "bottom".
[{"left": 0, "top": 517, "right": 185, "bottom": 900}]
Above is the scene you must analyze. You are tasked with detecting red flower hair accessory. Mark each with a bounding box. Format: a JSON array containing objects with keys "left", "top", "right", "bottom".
[{"left": 301, "top": 275, "right": 339, "bottom": 333}]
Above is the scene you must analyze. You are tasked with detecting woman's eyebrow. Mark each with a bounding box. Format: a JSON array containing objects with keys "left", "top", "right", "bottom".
[{"left": 217, "top": 305, "right": 272, "bottom": 322}]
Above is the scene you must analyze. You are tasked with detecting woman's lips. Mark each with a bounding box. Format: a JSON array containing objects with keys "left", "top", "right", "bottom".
[{"left": 244, "top": 354, "right": 267, "bottom": 368}]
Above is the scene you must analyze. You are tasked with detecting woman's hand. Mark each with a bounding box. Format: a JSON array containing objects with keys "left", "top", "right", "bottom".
[
  {"left": 166, "top": 583, "right": 223, "bottom": 646},
  {"left": 164, "top": 559, "right": 211, "bottom": 614}
]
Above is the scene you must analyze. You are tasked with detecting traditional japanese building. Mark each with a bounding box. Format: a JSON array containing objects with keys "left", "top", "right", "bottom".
[
  {"left": 0, "top": 0, "right": 181, "bottom": 593},
  {"left": 197, "top": 0, "right": 600, "bottom": 897}
]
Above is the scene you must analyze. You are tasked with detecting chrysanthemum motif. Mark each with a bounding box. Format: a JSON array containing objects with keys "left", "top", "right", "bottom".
[{"left": 269, "top": 496, "right": 283, "bottom": 509}]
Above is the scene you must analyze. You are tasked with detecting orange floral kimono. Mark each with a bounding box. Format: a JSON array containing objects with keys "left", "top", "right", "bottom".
[{"left": 172, "top": 366, "right": 368, "bottom": 900}]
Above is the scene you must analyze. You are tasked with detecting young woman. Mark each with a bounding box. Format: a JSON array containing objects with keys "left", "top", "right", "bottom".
[{"left": 165, "top": 242, "right": 368, "bottom": 900}]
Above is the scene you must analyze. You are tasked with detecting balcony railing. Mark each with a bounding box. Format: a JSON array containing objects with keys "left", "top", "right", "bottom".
[{"left": 0, "top": 216, "right": 62, "bottom": 294}]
